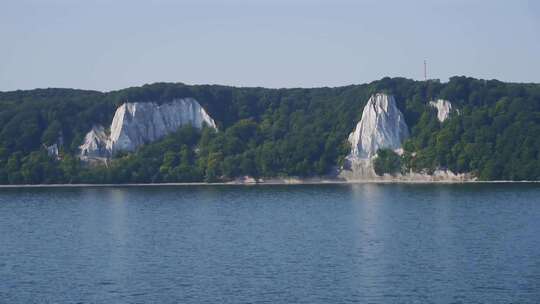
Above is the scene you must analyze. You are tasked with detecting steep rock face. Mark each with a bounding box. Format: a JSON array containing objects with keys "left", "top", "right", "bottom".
[
  {"left": 348, "top": 93, "right": 409, "bottom": 160},
  {"left": 429, "top": 99, "right": 452, "bottom": 122},
  {"left": 79, "top": 98, "right": 216, "bottom": 160},
  {"left": 79, "top": 125, "right": 110, "bottom": 160},
  {"left": 341, "top": 93, "right": 409, "bottom": 179},
  {"left": 340, "top": 94, "right": 472, "bottom": 181},
  {"left": 107, "top": 98, "right": 216, "bottom": 154},
  {"left": 46, "top": 144, "right": 59, "bottom": 158},
  {"left": 44, "top": 133, "right": 63, "bottom": 159}
]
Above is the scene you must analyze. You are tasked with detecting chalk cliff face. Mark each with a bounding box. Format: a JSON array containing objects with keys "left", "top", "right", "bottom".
[
  {"left": 79, "top": 125, "right": 111, "bottom": 160},
  {"left": 44, "top": 132, "right": 63, "bottom": 159},
  {"left": 429, "top": 99, "right": 452, "bottom": 122},
  {"left": 340, "top": 94, "right": 471, "bottom": 181},
  {"left": 46, "top": 144, "right": 59, "bottom": 158},
  {"left": 79, "top": 98, "right": 216, "bottom": 160},
  {"left": 348, "top": 93, "right": 410, "bottom": 160},
  {"left": 341, "top": 93, "right": 409, "bottom": 179},
  {"left": 107, "top": 98, "right": 216, "bottom": 154}
]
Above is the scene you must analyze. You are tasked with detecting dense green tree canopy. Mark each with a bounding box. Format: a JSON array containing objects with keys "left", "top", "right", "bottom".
[
  {"left": 1, "top": 76, "right": 539, "bottom": 184},
  {"left": 373, "top": 149, "right": 402, "bottom": 176}
]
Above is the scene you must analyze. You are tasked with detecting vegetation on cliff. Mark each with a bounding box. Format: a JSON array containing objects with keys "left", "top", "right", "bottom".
[{"left": 0, "top": 76, "right": 539, "bottom": 183}]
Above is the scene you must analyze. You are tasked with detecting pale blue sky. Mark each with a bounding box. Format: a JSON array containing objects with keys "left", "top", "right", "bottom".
[{"left": 1, "top": 0, "right": 539, "bottom": 91}]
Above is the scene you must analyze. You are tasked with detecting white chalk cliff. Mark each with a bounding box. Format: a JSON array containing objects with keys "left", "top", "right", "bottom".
[
  {"left": 44, "top": 133, "right": 63, "bottom": 160},
  {"left": 340, "top": 93, "right": 470, "bottom": 181},
  {"left": 80, "top": 98, "right": 216, "bottom": 160},
  {"left": 341, "top": 93, "right": 409, "bottom": 178},
  {"left": 79, "top": 126, "right": 110, "bottom": 159},
  {"left": 348, "top": 93, "right": 409, "bottom": 159},
  {"left": 46, "top": 144, "right": 59, "bottom": 158},
  {"left": 429, "top": 99, "right": 453, "bottom": 122}
]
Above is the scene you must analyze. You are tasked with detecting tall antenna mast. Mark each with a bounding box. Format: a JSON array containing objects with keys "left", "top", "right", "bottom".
[{"left": 424, "top": 59, "right": 427, "bottom": 81}]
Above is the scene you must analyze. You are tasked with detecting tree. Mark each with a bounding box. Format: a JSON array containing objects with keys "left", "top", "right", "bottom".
[{"left": 373, "top": 149, "right": 402, "bottom": 176}]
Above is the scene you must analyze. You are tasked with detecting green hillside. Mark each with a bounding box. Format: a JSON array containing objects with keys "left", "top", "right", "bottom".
[{"left": 1, "top": 76, "right": 539, "bottom": 184}]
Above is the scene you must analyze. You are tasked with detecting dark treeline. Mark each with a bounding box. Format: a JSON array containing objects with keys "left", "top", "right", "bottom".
[{"left": 0, "top": 76, "right": 539, "bottom": 184}]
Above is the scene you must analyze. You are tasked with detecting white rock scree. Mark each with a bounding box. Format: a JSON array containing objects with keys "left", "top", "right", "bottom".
[{"left": 79, "top": 98, "right": 216, "bottom": 162}]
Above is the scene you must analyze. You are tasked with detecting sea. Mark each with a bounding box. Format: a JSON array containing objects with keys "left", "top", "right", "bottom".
[{"left": 1, "top": 184, "right": 539, "bottom": 303}]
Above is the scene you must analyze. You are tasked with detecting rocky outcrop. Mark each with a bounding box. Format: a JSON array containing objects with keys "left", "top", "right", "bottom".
[
  {"left": 79, "top": 125, "right": 110, "bottom": 160},
  {"left": 340, "top": 93, "right": 472, "bottom": 181},
  {"left": 429, "top": 99, "right": 453, "bottom": 122},
  {"left": 348, "top": 93, "right": 409, "bottom": 159},
  {"left": 43, "top": 132, "right": 63, "bottom": 160},
  {"left": 46, "top": 144, "right": 59, "bottom": 158},
  {"left": 341, "top": 93, "right": 410, "bottom": 179},
  {"left": 79, "top": 98, "right": 216, "bottom": 161},
  {"left": 107, "top": 98, "right": 216, "bottom": 154}
]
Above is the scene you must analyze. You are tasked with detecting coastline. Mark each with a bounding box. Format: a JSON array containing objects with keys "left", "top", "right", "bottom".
[{"left": 0, "top": 179, "right": 539, "bottom": 188}]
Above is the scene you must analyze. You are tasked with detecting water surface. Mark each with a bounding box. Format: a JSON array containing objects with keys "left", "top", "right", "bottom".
[{"left": 1, "top": 184, "right": 539, "bottom": 303}]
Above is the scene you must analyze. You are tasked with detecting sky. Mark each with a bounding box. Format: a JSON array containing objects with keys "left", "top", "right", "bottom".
[{"left": 1, "top": 0, "right": 539, "bottom": 92}]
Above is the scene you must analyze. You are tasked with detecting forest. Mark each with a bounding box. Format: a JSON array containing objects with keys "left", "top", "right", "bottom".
[{"left": 0, "top": 76, "right": 539, "bottom": 184}]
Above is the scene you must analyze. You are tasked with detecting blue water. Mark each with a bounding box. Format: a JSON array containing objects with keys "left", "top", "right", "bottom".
[{"left": 1, "top": 184, "right": 539, "bottom": 303}]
